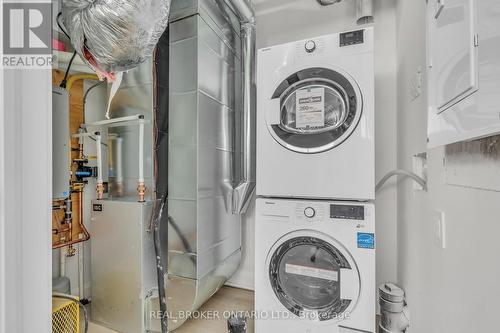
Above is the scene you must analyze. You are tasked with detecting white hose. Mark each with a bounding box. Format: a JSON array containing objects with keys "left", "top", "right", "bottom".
[{"left": 376, "top": 169, "right": 427, "bottom": 193}]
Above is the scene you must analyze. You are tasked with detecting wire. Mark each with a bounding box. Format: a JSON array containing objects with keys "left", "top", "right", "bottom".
[
  {"left": 83, "top": 81, "right": 104, "bottom": 105},
  {"left": 168, "top": 216, "right": 195, "bottom": 258},
  {"left": 60, "top": 51, "right": 77, "bottom": 89},
  {"left": 83, "top": 81, "right": 105, "bottom": 123},
  {"left": 376, "top": 169, "right": 427, "bottom": 193},
  {"left": 52, "top": 294, "right": 89, "bottom": 333},
  {"left": 56, "top": 12, "right": 70, "bottom": 39}
]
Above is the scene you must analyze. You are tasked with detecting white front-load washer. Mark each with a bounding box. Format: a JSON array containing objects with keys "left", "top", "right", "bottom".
[
  {"left": 255, "top": 198, "right": 375, "bottom": 333},
  {"left": 256, "top": 28, "right": 375, "bottom": 201}
]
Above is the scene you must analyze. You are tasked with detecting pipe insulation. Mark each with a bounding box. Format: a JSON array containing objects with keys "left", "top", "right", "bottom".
[{"left": 62, "top": 0, "right": 171, "bottom": 78}]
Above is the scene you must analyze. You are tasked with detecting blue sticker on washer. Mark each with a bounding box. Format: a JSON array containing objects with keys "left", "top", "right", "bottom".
[{"left": 357, "top": 233, "right": 375, "bottom": 249}]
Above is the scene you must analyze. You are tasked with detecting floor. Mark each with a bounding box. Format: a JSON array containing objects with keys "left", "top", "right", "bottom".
[{"left": 88, "top": 286, "right": 255, "bottom": 333}]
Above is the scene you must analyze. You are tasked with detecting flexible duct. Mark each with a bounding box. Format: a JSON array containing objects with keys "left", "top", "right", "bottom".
[
  {"left": 62, "top": 0, "right": 171, "bottom": 78},
  {"left": 227, "top": 0, "right": 257, "bottom": 215}
]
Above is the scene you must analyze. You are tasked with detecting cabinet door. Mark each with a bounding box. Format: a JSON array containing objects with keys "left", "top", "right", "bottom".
[{"left": 429, "top": 0, "right": 478, "bottom": 114}]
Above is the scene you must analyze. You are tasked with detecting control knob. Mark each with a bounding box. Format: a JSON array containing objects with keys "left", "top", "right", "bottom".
[
  {"left": 304, "top": 207, "right": 316, "bottom": 218},
  {"left": 305, "top": 40, "right": 317, "bottom": 53}
]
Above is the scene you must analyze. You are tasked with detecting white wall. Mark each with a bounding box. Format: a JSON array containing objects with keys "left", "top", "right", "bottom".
[
  {"left": 396, "top": 1, "right": 500, "bottom": 332},
  {"left": 229, "top": 0, "right": 399, "bottom": 291},
  {"left": 0, "top": 71, "right": 52, "bottom": 333}
]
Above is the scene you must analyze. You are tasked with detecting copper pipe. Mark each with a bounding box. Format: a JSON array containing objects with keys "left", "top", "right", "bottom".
[
  {"left": 96, "top": 183, "right": 104, "bottom": 200},
  {"left": 52, "top": 190, "right": 90, "bottom": 250},
  {"left": 137, "top": 182, "right": 146, "bottom": 203},
  {"left": 77, "top": 189, "right": 90, "bottom": 241}
]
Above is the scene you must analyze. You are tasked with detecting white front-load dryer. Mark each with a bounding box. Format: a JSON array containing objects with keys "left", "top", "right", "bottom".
[
  {"left": 255, "top": 198, "right": 376, "bottom": 333},
  {"left": 256, "top": 28, "right": 375, "bottom": 201}
]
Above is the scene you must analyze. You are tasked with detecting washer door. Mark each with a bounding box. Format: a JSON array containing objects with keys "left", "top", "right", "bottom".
[
  {"left": 267, "top": 232, "right": 360, "bottom": 322},
  {"left": 267, "top": 67, "right": 363, "bottom": 154}
]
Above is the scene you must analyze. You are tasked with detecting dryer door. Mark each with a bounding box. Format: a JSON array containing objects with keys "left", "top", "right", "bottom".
[
  {"left": 267, "top": 232, "right": 360, "bottom": 321},
  {"left": 267, "top": 67, "right": 363, "bottom": 154}
]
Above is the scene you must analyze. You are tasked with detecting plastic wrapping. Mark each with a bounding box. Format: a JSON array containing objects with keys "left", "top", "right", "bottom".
[
  {"left": 62, "top": 0, "right": 170, "bottom": 77},
  {"left": 280, "top": 82, "right": 348, "bottom": 134}
]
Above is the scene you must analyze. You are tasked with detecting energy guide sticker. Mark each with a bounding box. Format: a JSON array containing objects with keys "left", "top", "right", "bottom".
[
  {"left": 296, "top": 87, "right": 325, "bottom": 128},
  {"left": 285, "top": 263, "right": 339, "bottom": 281}
]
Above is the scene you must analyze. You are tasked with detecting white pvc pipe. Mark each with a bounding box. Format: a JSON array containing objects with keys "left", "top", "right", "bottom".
[
  {"left": 82, "top": 114, "right": 143, "bottom": 128},
  {"left": 78, "top": 243, "right": 84, "bottom": 298},
  {"left": 138, "top": 121, "right": 145, "bottom": 183},
  {"left": 95, "top": 133, "right": 103, "bottom": 185},
  {"left": 116, "top": 137, "right": 123, "bottom": 184},
  {"left": 60, "top": 247, "right": 66, "bottom": 277}
]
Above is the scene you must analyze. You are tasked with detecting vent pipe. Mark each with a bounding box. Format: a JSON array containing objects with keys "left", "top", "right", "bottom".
[
  {"left": 226, "top": 0, "right": 257, "bottom": 215},
  {"left": 356, "top": 0, "right": 374, "bottom": 23},
  {"left": 316, "top": 0, "right": 374, "bottom": 24}
]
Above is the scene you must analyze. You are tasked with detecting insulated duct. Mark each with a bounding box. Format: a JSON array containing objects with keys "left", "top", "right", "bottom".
[
  {"left": 226, "top": 0, "right": 257, "bottom": 215},
  {"left": 62, "top": 0, "right": 171, "bottom": 78}
]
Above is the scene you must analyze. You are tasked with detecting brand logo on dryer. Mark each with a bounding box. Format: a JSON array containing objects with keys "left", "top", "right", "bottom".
[{"left": 357, "top": 233, "right": 375, "bottom": 249}]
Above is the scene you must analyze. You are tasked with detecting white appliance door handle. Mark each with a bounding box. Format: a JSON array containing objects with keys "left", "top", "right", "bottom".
[
  {"left": 267, "top": 98, "right": 281, "bottom": 125},
  {"left": 340, "top": 268, "right": 360, "bottom": 301}
]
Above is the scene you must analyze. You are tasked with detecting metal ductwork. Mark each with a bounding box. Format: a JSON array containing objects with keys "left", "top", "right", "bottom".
[
  {"left": 356, "top": 0, "right": 374, "bottom": 23},
  {"left": 227, "top": 0, "right": 257, "bottom": 215},
  {"left": 159, "top": 0, "right": 256, "bottom": 331},
  {"left": 316, "top": 0, "right": 374, "bottom": 24}
]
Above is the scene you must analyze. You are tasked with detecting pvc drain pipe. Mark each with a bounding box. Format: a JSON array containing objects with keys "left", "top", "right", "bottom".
[{"left": 379, "top": 283, "right": 410, "bottom": 333}]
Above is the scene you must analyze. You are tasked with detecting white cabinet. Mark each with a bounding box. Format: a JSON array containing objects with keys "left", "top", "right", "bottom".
[
  {"left": 430, "top": 0, "right": 478, "bottom": 113},
  {"left": 427, "top": 0, "right": 500, "bottom": 147}
]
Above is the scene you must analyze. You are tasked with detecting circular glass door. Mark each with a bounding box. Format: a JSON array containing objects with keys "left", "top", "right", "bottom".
[
  {"left": 268, "top": 234, "right": 360, "bottom": 322},
  {"left": 268, "top": 67, "right": 363, "bottom": 154}
]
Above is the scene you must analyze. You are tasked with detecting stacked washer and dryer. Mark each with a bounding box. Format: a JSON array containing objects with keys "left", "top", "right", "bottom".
[{"left": 255, "top": 28, "right": 375, "bottom": 333}]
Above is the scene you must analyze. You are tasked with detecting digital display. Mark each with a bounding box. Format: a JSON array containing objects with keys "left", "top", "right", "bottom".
[
  {"left": 330, "top": 204, "right": 365, "bottom": 220},
  {"left": 340, "top": 30, "right": 364, "bottom": 47}
]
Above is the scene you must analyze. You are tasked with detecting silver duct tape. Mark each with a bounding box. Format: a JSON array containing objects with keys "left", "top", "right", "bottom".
[{"left": 62, "top": 0, "right": 171, "bottom": 73}]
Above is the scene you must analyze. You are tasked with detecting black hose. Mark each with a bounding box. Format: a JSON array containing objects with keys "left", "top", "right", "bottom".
[
  {"left": 152, "top": 195, "right": 168, "bottom": 332},
  {"left": 52, "top": 294, "right": 88, "bottom": 333},
  {"left": 168, "top": 215, "right": 194, "bottom": 255}
]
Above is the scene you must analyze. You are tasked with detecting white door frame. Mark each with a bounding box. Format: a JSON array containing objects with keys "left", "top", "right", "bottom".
[
  {"left": 0, "top": 2, "right": 6, "bottom": 327},
  {"left": 0, "top": 2, "right": 52, "bottom": 331}
]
